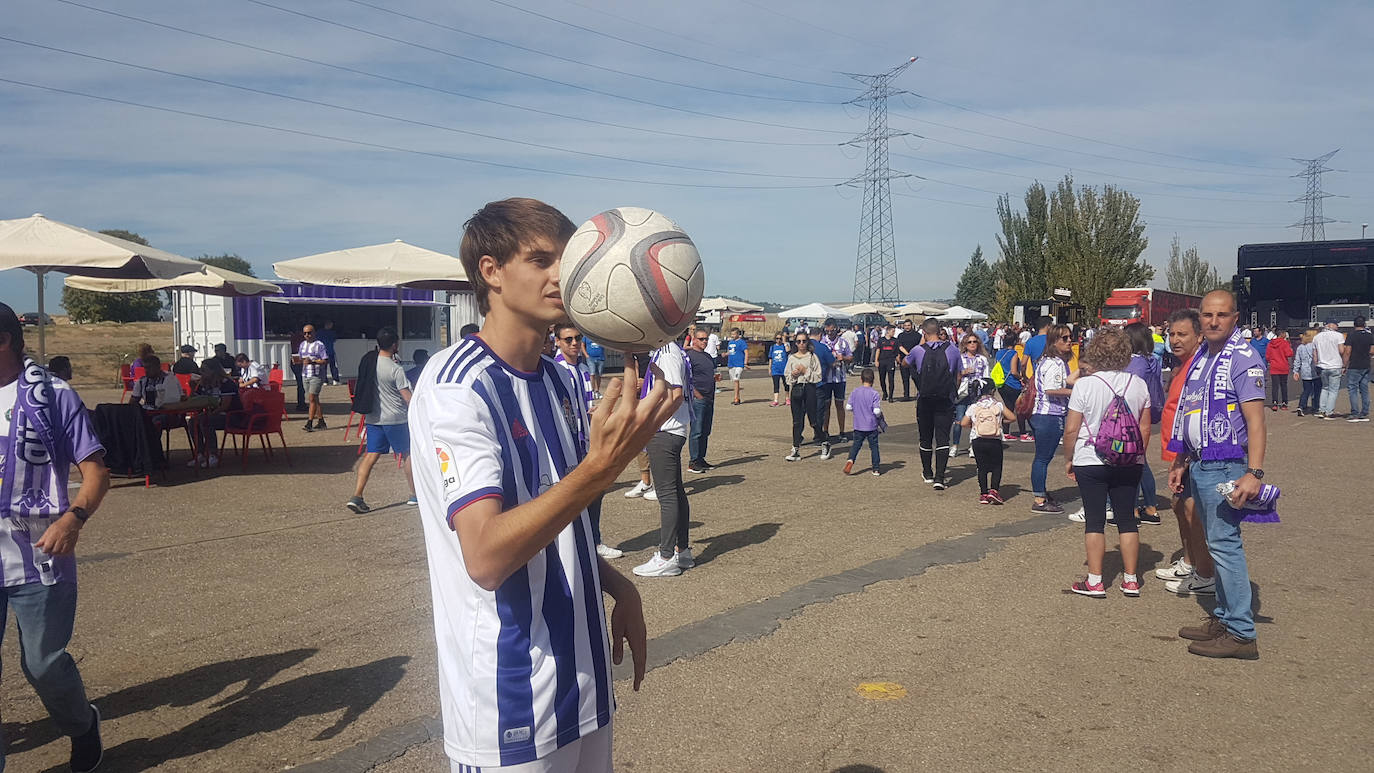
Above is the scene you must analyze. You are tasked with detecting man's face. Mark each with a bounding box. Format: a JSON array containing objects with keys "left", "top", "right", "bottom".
[
  {"left": 303, "top": 325, "right": 316, "bottom": 342},
  {"left": 695, "top": 332, "right": 711, "bottom": 351},
  {"left": 486, "top": 236, "right": 567, "bottom": 325},
  {"left": 1169, "top": 320, "right": 1201, "bottom": 359},
  {"left": 1198, "top": 293, "right": 1238, "bottom": 346},
  {"left": 903, "top": 321, "right": 912, "bottom": 331},
  {"left": 554, "top": 327, "right": 581, "bottom": 361}
]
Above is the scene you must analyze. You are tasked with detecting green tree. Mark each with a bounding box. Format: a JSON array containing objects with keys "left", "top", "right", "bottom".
[
  {"left": 993, "top": 181, "right": 1051, "bottom": 316},
  {"left": 1165, "top": 235, "right": 1223, "bottom": 295},
  {"left": 1044, "top": 175, "right": 1152, "bottom": 313},
  {"left": 60, "top": 229, "right": 163, "bottom": 323},
  {"left": 197, "top": 253, "right": 255, "bottom": 277},
  {"left": 953, "top": 244, "right": 997, "bottom": 314}
]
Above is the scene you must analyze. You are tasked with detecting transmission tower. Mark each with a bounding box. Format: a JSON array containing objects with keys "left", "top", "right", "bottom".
[
  {"left": 1288, "top": 149, "right": 1343, "bottom": 241},
  {"left": 843, "top": 57, "right": 917, "bottom": 303}
]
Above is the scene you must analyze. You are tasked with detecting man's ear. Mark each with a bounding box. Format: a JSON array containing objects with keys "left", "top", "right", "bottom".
[{"left": 479, "top": 254, "right": 501, "bottom": 293}]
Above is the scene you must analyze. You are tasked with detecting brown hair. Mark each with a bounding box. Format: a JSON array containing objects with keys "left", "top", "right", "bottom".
[
  {"left": 1046, "top": 324, "right": 1073, "bottom": 361},
  {"left": 137, "top": 342, "right": 155, "bottom": 360},
  {"left": 459, "top": 198, "right": 576, "bottom": 315},
  {"left": 1083, "top": 325, "right": 1132, "bottom": 371}
]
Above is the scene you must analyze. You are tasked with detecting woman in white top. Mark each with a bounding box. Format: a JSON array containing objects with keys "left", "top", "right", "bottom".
[
  {"left": 1029, "top": 325, "right": 1076, "bottom": 513},
  {"left": 949, "top": 333, "right": 990, "bottom": 458},
  {"left": 1062, "top": 326, "right": 1152, "bottom": 598},
  {"left": 783, "top": 332, "right": 824, "bottom": 461}
]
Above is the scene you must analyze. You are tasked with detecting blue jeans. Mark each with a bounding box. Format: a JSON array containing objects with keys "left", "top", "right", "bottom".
[
  {"left": 1, "top": 581, "right": 93, "bottom": 769},
  {"left": 846, "top": 429, "right": 881, "bottom": 468},
  {"left": 1299, "top": 378, "right": 1320, "bottom": 413},
  {"left": 1137, "top": 458, "right": 1157, "bottom": 511},
  {"left": 950, "top": 400, "right": 972, "bottom": 448},
  {"left": 689, "top": 398, "right": 715, "bottom": 463},
  {"left": 1028, "top": 413, "right": 1064, "bottom": 498},
  {"left": 1189, "top": 459, "right": 1255, "bottom": 640},
  {"left": 1319, "top": 368, "right": 1343, "bottom": 414},
  {"left": 1346, "top": 368, "right": 1370, "bottom": 417}
]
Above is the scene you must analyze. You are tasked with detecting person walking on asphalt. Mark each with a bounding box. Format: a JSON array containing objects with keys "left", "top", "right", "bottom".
[
  {"left": 1312, "top": 318, "right": 1345, "bottom": 418},
  {"left": 686, "top": 329, "right": 719, "bottom": 474},
  {"left": 876, "top": 325, "right": 899, "bottom": 402},
  {"left": 297, "top": 324, "right": 330, "bottom": 431},
  {"left": 633, "top": 338, "right": 694, "bottom": 578},
  {"left": 411, "top": 198, "right": 671, "bottom": 771},
  {"left": 895, "top": 319, "right": 921, "bottom": 400},
  {"left": 1166, "top": 290, "right": 1268, "bottom": 660},
  {"left": 815, "top": 318, "right": 853, "bottom": 442},
  {"left": 347, "top": 327, "right": 415, "bottom": 514},
  {"left": 1265, "top": 329, "right": 1293, "bottom": 411},
  {"left": 906, "top": 318, "right": 961, "bottom": 490},
  {"left": 1340, "top": 315, "right": 1373, "bottom": 421},
  {"left": 725, "top": 328, "right": 749, "bottom": 405},
  {"left": 0, "top": 303, "right": 110, "bottom": 773},
  {"left": 768, "top": 332, "right": 789, "bottom": 406}
]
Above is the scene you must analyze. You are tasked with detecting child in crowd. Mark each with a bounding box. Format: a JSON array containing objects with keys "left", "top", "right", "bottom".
[
  {"left": 843, "top": 368, "right": 885, "bottom": 475},
  {"left": 961, "top": 379, "right": 1017, "bottom": 504}
]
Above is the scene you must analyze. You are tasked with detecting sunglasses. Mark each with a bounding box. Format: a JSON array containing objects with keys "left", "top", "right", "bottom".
[{"left": 559, "top": 335, "right": 583, "bottom": 343}]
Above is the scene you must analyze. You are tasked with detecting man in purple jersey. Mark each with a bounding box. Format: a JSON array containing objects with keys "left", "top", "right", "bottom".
[
  {"left": 0, "top": 303, "right": 110, "bottom": 772},
  {"left": 1167, "top": 290, "right": 1267, "bottom": 660}
]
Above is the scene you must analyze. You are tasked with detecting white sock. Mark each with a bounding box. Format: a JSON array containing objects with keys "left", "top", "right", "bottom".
[
  {"left": 1087, "top": 573, "right": 1102, "bottom": 586},
  {"left": 1124, "top": 573, "right": 1138, "bottom": 583},
  {"left": 1180, "top": 561, "right": 1194, "bottom": 574}
]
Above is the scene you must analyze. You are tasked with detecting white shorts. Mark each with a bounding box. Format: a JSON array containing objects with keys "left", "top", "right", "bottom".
[
  {"left": 450, "top": 725, "right": 612, "bottom": 773},
  {"left": 729, "top": 367, "right": 744, "bottom": 381}
]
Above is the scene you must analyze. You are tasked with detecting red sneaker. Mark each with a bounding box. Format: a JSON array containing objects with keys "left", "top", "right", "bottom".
[
  {"left": 986, "top": 489, "right": 1005, "bottom": 505},
  {"left": 978, "top": 493, "right": 991, "bottom": 505},
  {"left": 1121, "top": 579, "right": 1141, "bottom": 597},
  {"left": 843, "top": 460, "right": 854, "bottom": 475},
  {"left": 1069, "top": 579, "right": 1106, "bottom": 598}
]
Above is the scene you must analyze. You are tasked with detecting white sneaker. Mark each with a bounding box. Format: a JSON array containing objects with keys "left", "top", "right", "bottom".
[
  {"left": 623, "top": 481, "right": 650, "bottom": 498},
  {"left": 1154, "top": 558, "right": 1193, "bottom": 581},
  {"left": 632, "top": 552, "right": 682, "bottom": 577},
  {"left": 819, "top": 442, "right": 832, "bottom": 460},
  {"left": 596, "top": 544, "right": 623, "bottom": 559},
  {"left": 948, "top": 447, "right": 957, "bottom": 458},
  {"left": 643, "top": 487, "right": 658, "bottom": 501},
  {"left": 1067, "top": 508, "right": 1085, "bottom": 523},
  {"left": 675, "top": 548, "right": 694, "bottom": 569},
  {"left": 1164, "top": 572, "right": 1216, "bottom": 596},
  {"left": 785, "top": 447, "right": 801, "bottom": 461},
  {"left": 922, "top": 474, "right": 934, "bottom": 484}
]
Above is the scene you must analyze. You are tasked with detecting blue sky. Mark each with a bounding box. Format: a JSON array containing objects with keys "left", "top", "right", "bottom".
[{"left": 3, "top": 0, "right": 1373, "bottom": 314}]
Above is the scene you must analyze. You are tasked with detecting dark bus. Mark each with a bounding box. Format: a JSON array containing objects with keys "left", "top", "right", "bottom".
[{"left": 1236, "top": 239, "right": 1374, "bottom": 331}]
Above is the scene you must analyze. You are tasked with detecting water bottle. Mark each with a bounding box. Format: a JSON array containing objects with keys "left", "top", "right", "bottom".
[{"left": 1215, "top": 480, "right": 1281, "bottom": 510}]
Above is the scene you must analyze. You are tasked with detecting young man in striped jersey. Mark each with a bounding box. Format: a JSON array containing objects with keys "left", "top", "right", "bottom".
[{"left": 412, "top": 199, "right": 678, "bottom": 772}]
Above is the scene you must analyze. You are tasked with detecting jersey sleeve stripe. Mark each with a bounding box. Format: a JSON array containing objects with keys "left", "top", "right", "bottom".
[
  {"left": 470, "top": 379, "right": 520, "bottom": 504},
  {"left": 494, "top": 566, "right": 538, "bottom": 766},
  {"left": 446, "top": 487, "right": 504, "bottom": 530}
]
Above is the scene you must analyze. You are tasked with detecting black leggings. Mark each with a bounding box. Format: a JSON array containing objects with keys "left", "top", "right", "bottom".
[
  {"left": 1074, "top": 464, "right": 1143, "bottom": 534},
  {"left": 971, "top": 436, "right": 1003, "bottom": 493},
  {"left": 789, "top": 383, "right": 824, "bottom": 447},
  {"left": 916, "top": 396, "right": 954, "bottom": 481},
  {"left": 1270, "top": 374, "right": 1289, "bottom": 405},
  {"left": 772, "top": 374, "right": 784, "bottom": 393},
  {"left": 878, "top": 362, "right": 896, "bottom": 399},
  {"left": 998, "top": 385, "right": 1026, "bottom": 434}
]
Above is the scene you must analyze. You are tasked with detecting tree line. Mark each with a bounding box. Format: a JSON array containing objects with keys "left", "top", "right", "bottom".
[
  {"left": 61, "top": 229, "right": 255, "bottom": 323},
  {"left": 953, "top": 174, "right": 1227, "bottom": 318}
]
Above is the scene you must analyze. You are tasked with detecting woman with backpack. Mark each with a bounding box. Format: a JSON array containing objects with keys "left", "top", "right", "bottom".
[
  {"left": 960, "top": 379, "right": 1018, "bottom": 504},
  {"left": 1029, "top": 325, "right": 1077, "bottom": 514},
  {"left": 949, "top": 333, "right": 990, "bottom": 459},
  {"left": 1062, "top": 326, "right": 1152, "bottom": 598}
]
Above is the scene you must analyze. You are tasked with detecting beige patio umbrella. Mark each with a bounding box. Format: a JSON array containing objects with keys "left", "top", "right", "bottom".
[
  {"left": 698, "top": 296, "right": 763, "bottom": 313},
  {"left": 64, "top": 263, "right": 281, "bottom": 297},
  {"left": 273, "top": 240, "right": 469, "bottom": 340},
  {"left": 0, "top": 213, "right": 204, "bottom": 357},
  {"left": 841, "top": 302, "right": 898, "bottom": 316}
]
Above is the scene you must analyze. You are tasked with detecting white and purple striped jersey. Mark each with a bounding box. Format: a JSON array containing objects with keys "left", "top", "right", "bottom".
[
  {"left": 553, "top": 352, "right": 593, "bottom": 407},
  {"left": 410, "top": 337, "right": 613, "bottom": 769}
]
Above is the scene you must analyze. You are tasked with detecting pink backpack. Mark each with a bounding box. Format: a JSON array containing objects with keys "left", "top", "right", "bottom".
[{"left": 1089, "top": 374, "right": 1144, "bottom": 466}]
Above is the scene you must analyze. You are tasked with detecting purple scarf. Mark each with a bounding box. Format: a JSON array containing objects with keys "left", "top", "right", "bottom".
[
  {"left": 1167, "top": 327, "right": 1247, "bottom": 461},
  {"left": 2, "top": 358, "right": 64, "bottom": 518}
]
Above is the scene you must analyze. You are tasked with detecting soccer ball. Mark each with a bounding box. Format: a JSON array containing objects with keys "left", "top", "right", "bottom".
[{"left": 560, "top": 207, "right": 705, "bottom": 352}]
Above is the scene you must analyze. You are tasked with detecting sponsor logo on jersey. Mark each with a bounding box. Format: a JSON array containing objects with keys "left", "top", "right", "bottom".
[
  {"left": 435, "top": 442, "right": 457, "bottom": 493},
  {"left": 502, "top": 726, "right": 532, "bottom": 744}
]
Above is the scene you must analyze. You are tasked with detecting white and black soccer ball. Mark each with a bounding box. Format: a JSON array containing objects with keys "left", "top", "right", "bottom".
[{"left": 560, "top": 207, "right": 704, "bottom": 352}]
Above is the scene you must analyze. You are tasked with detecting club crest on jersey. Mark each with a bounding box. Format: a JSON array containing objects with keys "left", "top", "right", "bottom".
[
  {"left": 1208, "top": 414, "right": 1231, "bottom": 442},
  {"left": 561, "top": 396, "right": 575, "bottom": 430},
  {"left": 434, "top": 442, "right": 457, "bottom": 493}
]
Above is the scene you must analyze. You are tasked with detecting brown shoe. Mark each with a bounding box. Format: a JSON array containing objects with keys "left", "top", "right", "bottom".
[
  {"left": 1188, "top": 631, "right": 1259, "bottom": 660},
  {"left": 1178, "top": 615, "right": 1226, "bottom": 641}
]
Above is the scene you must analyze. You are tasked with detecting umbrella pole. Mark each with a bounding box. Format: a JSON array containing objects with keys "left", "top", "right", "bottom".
[
  {"left": 395, "top": 286, "right": 403, "bottom": 343},
  {"left": 37, "top": 270, "right": 46, "bottom": 360}
]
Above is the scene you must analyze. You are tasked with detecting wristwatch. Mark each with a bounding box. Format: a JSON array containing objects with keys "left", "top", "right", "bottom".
[
  {"left": 69, "top": 506, "right": 91, "bottom": 523},
  {"left": 1244, "top": 468, "right": 1264, "bottom": 480}
]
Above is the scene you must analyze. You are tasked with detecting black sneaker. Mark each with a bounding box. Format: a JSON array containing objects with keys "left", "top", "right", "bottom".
[
  {"left": 932, "top": 479, "right": 946, "bottom": 491},
  {"left": 699, "top": 460, "right": 717, "bottom": 470},
  {"left": 346, "top": 496, "right": 371, "bottom": 514},
  {"left": 1137, "top": 509, "right": 1162, "bottom": 525},
  {"left": 1031, "top": 500, "right": 1064, "bottom": 514},
  {"left": 71, "top": 704, "right": 102, "bottom": 773},
  {"left": 302, "top": 421, "right": 314, "bottom": 432},
  {"left": 687, "top": 462, "right": 706, "bottom": 474},
  {"left": 315, "top": 418, "right": 328, "bottom": 430}
]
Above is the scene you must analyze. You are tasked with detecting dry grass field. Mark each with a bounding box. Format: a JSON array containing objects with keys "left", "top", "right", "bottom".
[{"left": 23, "top": 317, "right": 173, "bottom": 387}]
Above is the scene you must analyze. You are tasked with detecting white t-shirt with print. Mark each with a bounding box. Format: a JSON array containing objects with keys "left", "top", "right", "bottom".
[{"left": 1068, "top": 371, "right": 1151, "bottom": 467}]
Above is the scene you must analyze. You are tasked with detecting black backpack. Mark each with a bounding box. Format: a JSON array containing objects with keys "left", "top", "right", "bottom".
[{"left": 916, "top": 342, "right": 957, "bottom": 399}]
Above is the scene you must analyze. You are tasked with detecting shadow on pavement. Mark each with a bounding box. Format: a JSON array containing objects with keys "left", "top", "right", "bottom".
[
  {"left": 832, "top": 766, "right": 886, "bottom": 773},
  {"left": 693, "top": 522, "right": 782, "bottom": 566},
  {"left": 706, "top": 454, "right": 767, "bottom": 468},
  {"left": 43, "top": 656, "right": 411, "bottom": 772},
  {"left": 615, "top": 522, "right": 706, "bottom": 553},
  {"left": 1101, "top": 541, "right": 1166, "bottom": 584},
  {"left": 6, "top": 648, "right": 318, "bottom": 754},
  {"left": 684, "top": 474, "right": 744, "bottom": 495}
]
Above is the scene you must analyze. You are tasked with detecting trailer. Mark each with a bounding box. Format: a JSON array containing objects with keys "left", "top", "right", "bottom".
[
  {"left": 1237, "top": 239, "right": 1374, "bottom": 331},
  {"left": 1099, "top": 288, "right": 1200, "bottom": 327}
]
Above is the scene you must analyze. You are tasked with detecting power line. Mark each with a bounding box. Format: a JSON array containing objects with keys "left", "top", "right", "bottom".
[
  {"left": 339, "top": 0, "right": 841, "bottom": 105},
  {"left": 480, "top": 0, "right": 853, "bottom": 91},
  {"left": 0, "top": 77, "right": 836, "bottom": 190},
  {"left": 0, "top": 36, "right": 844, "bottom": 182},
  {"left": 240, "top": 0, "right": 854, "bottom": 136},
  {"left": 50, "top": 0, "right": 835, "bottom": 148}
]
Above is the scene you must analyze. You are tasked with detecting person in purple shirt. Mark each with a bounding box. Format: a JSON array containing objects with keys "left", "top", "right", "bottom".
[
  {"left": 1124, "top": 323, "right": 1167, "bottom": 525},
  {"left": 843, "top": 368, "right": 885, "bottom": 475},
  {"left": 1166, "top": 290, "right": 1268, "bottom": 660},
  {"left": 906, "top": 318, "right": 963, "bottom": 489},
  {"left": 0, "top": 303, "right": 109, "bottom": 771}
]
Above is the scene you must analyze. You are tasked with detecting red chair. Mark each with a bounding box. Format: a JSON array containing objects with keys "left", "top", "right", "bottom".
[
  {"left": 343, "top": 378, "right": 364, "bottom": 440},
  {"left": 175, "top": 373, "right": 194, "bottom": 397},
  {"left": 267, "top": 369, "right": 289, "bottom": 420},
  {"left": 120, "top": 365, "right": 137, "bottom": 402},
  {"left": 161, "top": 362, "right": 172, "bottom": 373},
  {"left": 223, "top": 389, "right": 291, "bottom": 471}
]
